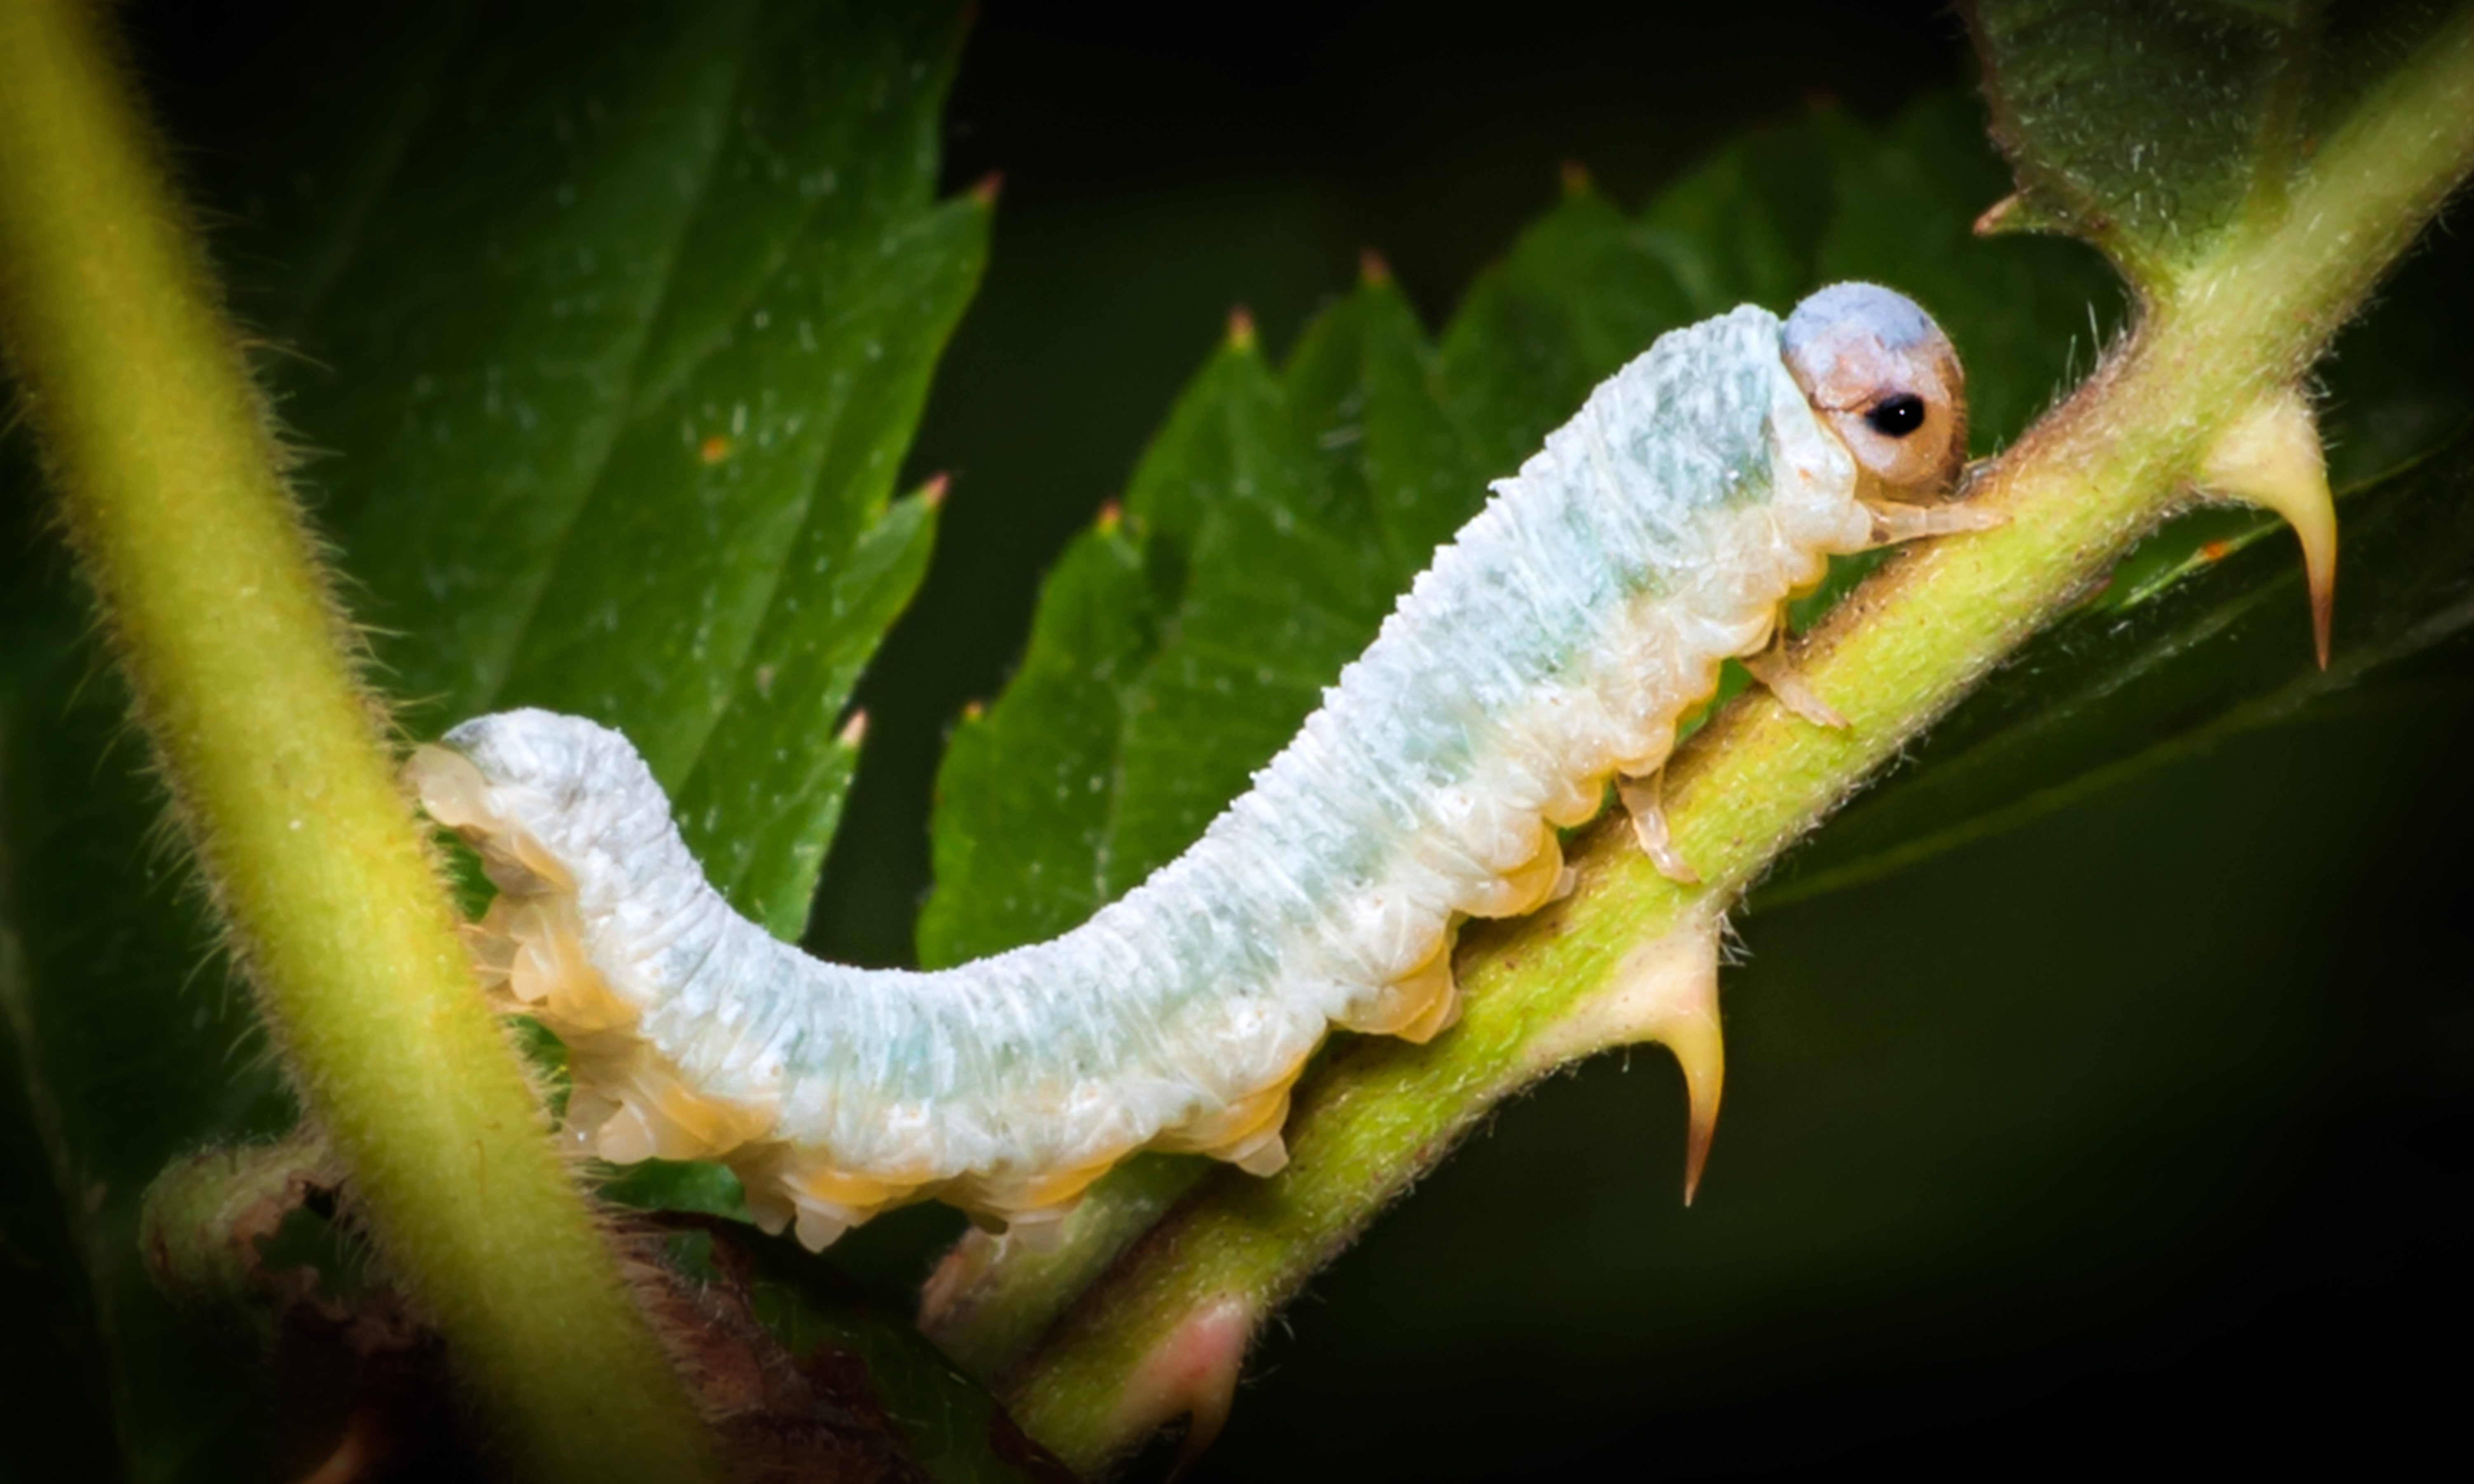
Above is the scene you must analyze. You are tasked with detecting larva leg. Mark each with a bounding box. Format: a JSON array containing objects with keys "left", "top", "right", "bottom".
[
  {"left": 585, "top": 1062, "right": 774, "bottom": 1165},
  {"left": 1862, "top": 496, "right": 2004, "bottom": 544},
  {"left": 1335, "top": 930, "right": 1461, "bottom": 1041},
  {"left": 1484, "top": 828, "right": 1569, "bottom": 917},
  {"left": 969, "top": 1155, "right": 1128, "bottom": 1251},
  {"left": 1157, "top": 1080, "right": 1298, "bottom": 1176},
  {"left": 1396, "top": 972, "right": 1464, "bottom": 1043},
  {"left": 1740, "top": 607, "right": 1849, "bottom": 730},
  {"left": 1618, "top": 771, "right": 1700, "bottom": 886},
  {"left": 1547, "top": 863, "right": 1579, "bottom": 903},
  {"left": 745, "top": 1152, "right": 910, "bottom": 1252}
]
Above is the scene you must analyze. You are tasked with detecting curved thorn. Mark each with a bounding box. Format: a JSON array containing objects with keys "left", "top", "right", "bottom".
[
  {"left": 1108, "top": 1293, "right": 1256, "bottom": 1478},
  {"left": 1523, "top": 906, "right": 1726, "bottom": 1202},
  {"left": 2202, "top": 385, "right": 2337, "bottom": 668}
]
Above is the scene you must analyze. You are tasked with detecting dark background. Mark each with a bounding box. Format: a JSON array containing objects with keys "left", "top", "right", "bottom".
[
  {"left": 822, "top": 1, "right": 1971, "bottom": 967},
  {"left": 824, "top": 6, "right": 2467, "bottom": 1473},
  {"left": 76, "top": 1, "right": 2471, "bottom": 1475}
]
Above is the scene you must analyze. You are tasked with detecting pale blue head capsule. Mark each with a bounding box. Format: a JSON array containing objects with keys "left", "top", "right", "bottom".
[{"left": 1783, "top": 282, "right": 1966, "bottom": 498}]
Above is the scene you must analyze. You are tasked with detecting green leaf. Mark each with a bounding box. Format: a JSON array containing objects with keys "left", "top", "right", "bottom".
[
  {"left": 920, "top": 521, "right": 1160, "bottom": 964},
  {"left": 1969, "top": 0, "right": 2465, "bottom": 288},
  {"left": 1770, "top": 82, "right": 2474, "bottom": 899},
  {"left": 922, "top": 294, "right": 1435, "bottom": 965},
  {"left": 1765, "top": 414, "right": 2474, "bottom": 906},
  {"left": 0, "top": 0, "right": 980, "bottom": 1469},
  {"left": 911, "top": 77, "right": 2474, "bottom": 1429},
  {"left": 278, "top": 0, "right": 981, "bottom": 930},
  {"left": 921, "top": 98, "right": 2117, "bottom": 970}
]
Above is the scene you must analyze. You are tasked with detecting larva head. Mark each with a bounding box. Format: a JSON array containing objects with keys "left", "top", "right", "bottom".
[{"left": 1782, "top": 282, "right": 1966, "bottom": 499}]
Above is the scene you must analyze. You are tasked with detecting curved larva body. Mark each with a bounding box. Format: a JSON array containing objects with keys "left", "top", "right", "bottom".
[{"left": 413, "top": 288, "right": 1972, "bottom": 1251}]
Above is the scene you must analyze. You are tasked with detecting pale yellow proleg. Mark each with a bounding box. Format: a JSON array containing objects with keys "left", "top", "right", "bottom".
[
  {"left": 1395, "top": 972, "right": 1463, "bottom": 1043},
  {"left": 1485, "top": 829, "right": 1569, "bottom": 916},
  {"left": 1336, "top": 935, "right": 1458, "bottom": 1039},
  {"left": 967, "top": 1154, "right": 1134, "bottom": 1251},
  {"left": 1155, "top": 1078, "right": 1298, "bottom": 1175}
]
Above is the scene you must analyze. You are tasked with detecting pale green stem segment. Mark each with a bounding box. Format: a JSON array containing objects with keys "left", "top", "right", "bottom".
[
  {"left": 0, "top": 2, "right": 720, "bottom": 1479},
  {"left": 977, "top": 12, "right": 2474, "bottom": 1470}
]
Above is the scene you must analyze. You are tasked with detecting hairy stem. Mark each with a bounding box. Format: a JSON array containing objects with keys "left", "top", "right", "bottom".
[
  {"left": 0, "top": 2, "right": 718, "bottom": 1478},
  {"left": 955, "top": 9, "right": 2474, "bottom": 1470}
]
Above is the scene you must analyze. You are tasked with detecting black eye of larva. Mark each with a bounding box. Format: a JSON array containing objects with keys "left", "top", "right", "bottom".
[{"left": 1863, "top": 393, "right": 1927, "bottom": 438}]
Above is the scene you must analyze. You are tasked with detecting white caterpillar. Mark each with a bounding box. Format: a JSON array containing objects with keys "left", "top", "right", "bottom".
[{"left": 409, "top": 282, "right": 1989, "bottom": 1251}]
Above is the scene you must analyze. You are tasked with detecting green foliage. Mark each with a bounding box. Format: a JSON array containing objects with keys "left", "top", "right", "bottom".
[
  {"left": 1, "top": 0, "right": 982, "bottom": 1473},
  {"left": 1971, "top": 0, "right": 2463, "bottom": 286},
  {"left": 913, "top": 10, "right": 2474, "bottom": 1473},
  {"left": 3, "top": 0, "right": 2471, "bottom": 1476},
  {"left": 920, "top": 95, "right": 2130, "bottom": 973},
  {"left": 277, "top": 0, "right": 978, "bottom": 937},
  {"left": 710, "top": 1231, "right": 1067, "bottom": 1484},
  {"left": 1774, "top": 415, "right": 2474, "bottom": 907},
  {"left": 926, "top": 46, "right": 2474, "bottom": 991}
]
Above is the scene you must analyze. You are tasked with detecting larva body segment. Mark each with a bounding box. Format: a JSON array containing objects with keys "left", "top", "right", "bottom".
[{"left": 412, "top": 285, "right": 1976, "bottom": 1250}]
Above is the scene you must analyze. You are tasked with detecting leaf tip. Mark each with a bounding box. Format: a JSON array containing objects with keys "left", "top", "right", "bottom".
[
  {"left": 1357, "top": 247, "right": 1392, "bottom": 287},
  {"left": 1096, "top": 496, "right": 1124, "bottom": 534},
  {"left": 919, "top": 472, "right": 950, "bottom": 509},
  {"left": 970, "top": 170, "right": 1003, "bottom": 207},
  {"left": 1972, "top": 188, "right": 2091, "bottom": 242},
  {"left": 1972, "top": 191, "right": 2029, "bottom": 237},
  {"left": 836, "top": 710, "right": 868, "bottom": 748},
  {"left": 1225, "top": 305, "right": 1256, "bottom": 350},
  {"left": 1559, "top": 159, "right": 1594, "bottom": 197}
]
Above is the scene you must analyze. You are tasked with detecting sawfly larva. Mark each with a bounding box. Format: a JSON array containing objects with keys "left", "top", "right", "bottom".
[{"left": 409, "top": 282, "right": 2003, "bottom": 1251}]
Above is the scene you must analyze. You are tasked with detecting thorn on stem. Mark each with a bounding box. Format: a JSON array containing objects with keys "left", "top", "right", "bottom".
[
  {"left": 2199, "top": 385, "right": 2336, "bottom": 669},
  {"left": 1109, "top": 1294, "right": 1256, "bottom": 1478}
]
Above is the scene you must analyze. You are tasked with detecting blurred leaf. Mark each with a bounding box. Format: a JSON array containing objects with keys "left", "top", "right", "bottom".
[
  {"left": 0, "top": 0, "right": 980, "bottom": 1471},
  {"left": 1968, "top": 0, "right": 2462, "bottom": 288},
  {"left": 0, "top": 653, "right": 296, "bottom": 1479},
  {"left": 600, "top": 1157, "right": 757, "bottom": 1225},
  {"left": 699, "top": 1230, "right": 1074, "bottom": 1483}
]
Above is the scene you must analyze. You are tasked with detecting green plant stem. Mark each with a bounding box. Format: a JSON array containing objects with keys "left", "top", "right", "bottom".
[
  {"left": 0, "top": 2, "right": 719, "bottom": 1478},
  {"left": 963, "top": 10, "right": 2474, "bottom": 1470}
]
